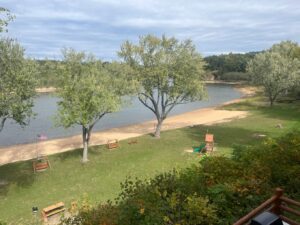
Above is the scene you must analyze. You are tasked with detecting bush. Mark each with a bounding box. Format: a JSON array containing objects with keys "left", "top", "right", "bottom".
[
  {"left": 234, "top": 132, "right": 300, "bottom": 198},
  {"left": 60, "top": 201, "right": 119, "bottom": 225},
  {"left": 61, "top": 131, "right": 300, "bottom": 225}
]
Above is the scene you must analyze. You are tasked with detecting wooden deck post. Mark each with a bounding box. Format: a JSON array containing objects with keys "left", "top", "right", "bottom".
[{"left": 272, "top": 188, "right": 284, "bottom": 215}]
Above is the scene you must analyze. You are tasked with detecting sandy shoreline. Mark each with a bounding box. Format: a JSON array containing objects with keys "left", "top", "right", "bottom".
[
  {"left": 36, "top": 87, "right": 57, "bottom": 93},
  {"left": 35, "top": 81, "right": 247, "bottom": 94},
  {"left": 0, "top": 85, "right": 254, "bottom": 166}
]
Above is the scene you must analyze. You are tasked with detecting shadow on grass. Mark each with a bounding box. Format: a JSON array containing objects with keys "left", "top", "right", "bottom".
[
  {"left": 0, "top": 161, "right": 34, "bottom": 196},
  {"left": 258, "top": 103, "right": 300, "bottom": 122},
  {"left": 0, "top": 146, "right": 108, "bottom": 196},
  {"left": 219, "top": 96, "right": 300, "bottom": 122},
  {"left": 55, "top": 148, "right": 83, "bottom": 162},
  {"left": 218, "top": 97, "right": 269, "bottom": 111},
  {"left": 53, "top": 144, "right": 106, "bottom": 163},
  {"left": 185, "top": 124, "right": 265, "bottom": 149}
]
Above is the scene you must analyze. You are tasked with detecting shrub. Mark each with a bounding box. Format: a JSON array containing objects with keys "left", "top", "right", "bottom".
[
  {"left": 61, "top": 131, "right": 300, "bottom": 225},
  {"left": 234, "top": 132, "right": 300, "bottom": 198},
  {"left": 60, "top": 201, "right": 119, "bottom": 225}
]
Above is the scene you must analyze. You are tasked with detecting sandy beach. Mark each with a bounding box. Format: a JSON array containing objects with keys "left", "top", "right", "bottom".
[
  {"left": 35, "top": 87, "right": 57, "bottom": 93},
  {"left": 34, "top": 81, "right": 249, "bottom": 94},
  {"left": 0, "top": 86, "right": 254, "bottom": 166}
]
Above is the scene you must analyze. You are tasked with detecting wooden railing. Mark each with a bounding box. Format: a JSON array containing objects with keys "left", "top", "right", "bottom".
[{"left": 234, "top": 188, "right": 300, "bottom": 225}]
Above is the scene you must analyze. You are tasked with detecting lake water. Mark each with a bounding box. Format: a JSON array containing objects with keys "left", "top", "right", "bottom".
[{"left": 0, "top": 84, "right": 242, "bottom": 147}]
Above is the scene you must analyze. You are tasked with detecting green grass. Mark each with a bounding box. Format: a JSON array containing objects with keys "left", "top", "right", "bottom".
[{"left": 0, "top": 97, "right": 300, "bottom": 223}]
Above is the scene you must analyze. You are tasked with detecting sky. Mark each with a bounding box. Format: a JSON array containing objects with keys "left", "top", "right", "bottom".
[{"left": 1, "top": 0, "right": 300, "bottom": 60}]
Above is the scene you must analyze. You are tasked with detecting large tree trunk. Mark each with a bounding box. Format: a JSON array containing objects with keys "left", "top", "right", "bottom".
[
  {"left": 269, "top": 96, "right": 275, "bottom": 107},
  {"left": 82, "top": 138, "right": 89, "bottom": 163},
  {"left": 82, "top": 127, "right": 90, "bottom": 163},
  {"left": 269, "top": 91, "right": 280, "bottom": 107},
  {"left": 154, "top": 119, "right": 163, "bottom": 138}
]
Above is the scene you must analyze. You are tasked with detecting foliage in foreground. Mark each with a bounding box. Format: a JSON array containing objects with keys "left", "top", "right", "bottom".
[{"left": 60, "top": 131, "right": 300, "bottom": 225}]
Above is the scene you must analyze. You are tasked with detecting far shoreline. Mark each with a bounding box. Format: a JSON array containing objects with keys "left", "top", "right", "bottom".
[
  {"left": 35, "top": 81, "right": 248, "bottom": 93},
  {"left": 35, "top": 87, "right": 57, "bottom": 93}
]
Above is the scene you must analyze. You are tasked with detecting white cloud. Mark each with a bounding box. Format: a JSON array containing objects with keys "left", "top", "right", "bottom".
[{"left": 1, "top": 0, "right": 299, "bottom": 58}]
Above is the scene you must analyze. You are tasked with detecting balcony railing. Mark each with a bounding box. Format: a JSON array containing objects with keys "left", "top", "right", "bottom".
[{"left": 234, "top": 188, "right": 300, "bottom": 225}]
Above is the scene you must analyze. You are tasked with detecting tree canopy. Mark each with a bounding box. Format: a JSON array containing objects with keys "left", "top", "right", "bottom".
[
  {"left": 35, "top": 59, "right": 61, "bottom": 87},
  {"left": 0, "top": 38, "right": 37, "bottom": 132},
  {"left": 247, "top": 41, "right": 300, "bottom": 106},
  {"left": 56, "top": 48, "right": 135, "bottom": 162},
  {"left": 119, "top": 35, "right": 206, "bottom": 137},
  {"left": 0, "top": 7, "right": 14, "bottom": 33}
]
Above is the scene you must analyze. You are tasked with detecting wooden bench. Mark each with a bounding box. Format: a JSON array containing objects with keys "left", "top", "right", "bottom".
[
  {"left": 41, "top": 202, "right": 65, "bottom": 222},
  {"left": 128, "top": 139, "right": 138, "bottom": 145},
  {"left": 107, "top": 139, "right": 119, "bottom": 150},
  {"left": 33, "top": 156, "right": 51, "bottom": 173}
]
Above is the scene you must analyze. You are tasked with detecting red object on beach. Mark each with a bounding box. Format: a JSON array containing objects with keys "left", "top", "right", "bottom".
[{"left": 37, "top": 134, "right": 48, "bottom": 141}]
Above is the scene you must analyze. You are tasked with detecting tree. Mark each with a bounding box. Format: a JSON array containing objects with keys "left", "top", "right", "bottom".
[
  {"left": 0, "top": 38, "right": 37, "bottom": 132},
  {"left": 56, "top": 49, "right": 134, "bottom": 163},
  {"left": 119, "top": 35, "right": 206, "bottom": 138},
  {"left": 36, "top": 59, "right": 61, "bottom": 87},
  {"left": 204, "top": 52, "right": 257, "bottom": 80},
  {"left": 270, "top": 40, "right": 300, "bottom": 60},
  {"left": 0, "top": 9, "right": 36, "bottom": 134},
  {"left": 282, "top": 43, "right": 300, "bottom": 98},
  {"left": 247, "top": 41, "right": 300, "bottom": 106},
  {"left": 271, "top": 41, "right": 300, "bottom": 95},
  {"left": 0, "top": 7, "right": 14, "bottom": 33}
]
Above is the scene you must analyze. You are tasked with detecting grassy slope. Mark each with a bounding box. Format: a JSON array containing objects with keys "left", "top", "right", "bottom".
[{"left": 0, "top": 97, "right": 299, "bottom": 223}]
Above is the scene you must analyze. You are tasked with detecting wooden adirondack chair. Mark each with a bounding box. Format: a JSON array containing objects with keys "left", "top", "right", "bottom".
[{"left": 205, "top": 134, "right": 214, "bottom": 152}]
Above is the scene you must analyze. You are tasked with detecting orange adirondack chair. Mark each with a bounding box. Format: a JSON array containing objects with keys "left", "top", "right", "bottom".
[{"left": 205, "top": 134, "right": 214, "bottom": 152}]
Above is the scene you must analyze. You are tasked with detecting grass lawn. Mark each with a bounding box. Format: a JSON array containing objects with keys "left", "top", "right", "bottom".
[{"left": 0, "top": 96, "right": 300, "bottom": 223}]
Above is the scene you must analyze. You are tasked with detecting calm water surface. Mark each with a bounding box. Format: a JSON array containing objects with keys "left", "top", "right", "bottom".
[{"left": 0, "top": 84, "right": 242, "bottom": 147}]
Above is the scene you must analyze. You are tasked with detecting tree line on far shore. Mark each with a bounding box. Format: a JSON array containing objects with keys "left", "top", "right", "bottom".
[
  {"left": 36, "top": 51, "right": 258, "bottom": 87},
  {"left": 1, "top": 7, "right": 300, "bottom": 163},
  {"left": 204, "top": 51, "right": 258, "bottom": 81},
  {"left": 35, "top": 44, "right": 300, "bottom": 106},
  {"left": 34, "top": 43, "right": 300, "bottom": 102}
]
